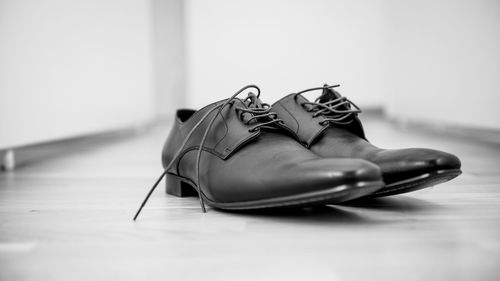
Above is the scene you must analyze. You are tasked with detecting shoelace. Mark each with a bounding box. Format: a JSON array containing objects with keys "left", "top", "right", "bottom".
[
  {"left": 294, "top": 84, "right": 362, "bottom": 125},
  {"left": 239, "top": 92, "right": 283, "bottom": 131},
  {"left": 133, "top": 85, "right": 282, "bottom": 220}
]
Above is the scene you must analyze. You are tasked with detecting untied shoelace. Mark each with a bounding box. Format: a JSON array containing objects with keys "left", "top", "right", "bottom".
[{"left": 133, "top": 85, "right": 283, "bottom": 220}]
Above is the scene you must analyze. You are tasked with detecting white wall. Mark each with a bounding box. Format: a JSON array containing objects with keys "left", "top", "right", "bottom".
[
  {"left": 185, "top": 0, "right": 500, "bottom": 131},
  {"left": 184, "top": 0, "right": 386, "bottom": 109},
  {"left": 382, "top": 0, "right": 500, "bottom": 130},
  {"left": 0, "top": 0, "right": 155, "bottom": 148},
  {"left": 2, "top": 0, "right": 497, "bottom": 150},
  {"left": 153, "top": 0, "right": 186, "bottom": 117}
]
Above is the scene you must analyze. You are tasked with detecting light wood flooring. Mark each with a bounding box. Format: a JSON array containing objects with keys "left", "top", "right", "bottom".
[{"left": 1, "top": 117, "right": 499, "bottom": 281}]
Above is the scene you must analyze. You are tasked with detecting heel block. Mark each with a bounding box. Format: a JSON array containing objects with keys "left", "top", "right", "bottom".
[{"left": 165, "top": 174, "right": 198, "bottom": 197}]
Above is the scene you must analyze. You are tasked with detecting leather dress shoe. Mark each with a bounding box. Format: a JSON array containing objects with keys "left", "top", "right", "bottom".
[
  {"left": 271, "top": 84, "right": 462, "bottom": 197},
  {"left": 133, "top": 85, "right": 384, "bottom": 219}
]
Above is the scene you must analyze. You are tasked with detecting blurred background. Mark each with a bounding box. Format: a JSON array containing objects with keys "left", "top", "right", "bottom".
[
  {"left": 1, "top": 2, "right": 500, "bottom": 280},
  {"left": 1, "top": 0, "right": 499, "bottom": 150}
]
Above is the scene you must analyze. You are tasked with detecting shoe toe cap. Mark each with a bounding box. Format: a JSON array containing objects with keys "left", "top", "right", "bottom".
[
  {"left": 292, "top": 158, "right": 382, "bottom": 185},
  {"left": 376, "top": 148, "right": 461, "bottom": 184},
  {"left": 208, "top": 158, "right": 382, "bottom": 203},
  {"left": 434, "top": 152, "right": 461, "bottom": 170}
]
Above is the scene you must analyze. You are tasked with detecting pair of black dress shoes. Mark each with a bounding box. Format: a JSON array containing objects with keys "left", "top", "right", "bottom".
[{"left": 134, "top": 84, "right": 461, "bottom": 219}]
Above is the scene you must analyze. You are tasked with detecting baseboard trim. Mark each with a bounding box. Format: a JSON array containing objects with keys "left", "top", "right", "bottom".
[
  {"left": 0, "top": 120, "right": 165, "bottom": 172},
  {"left": 388, "top": 116, "right": 500, "bottom": 147}
]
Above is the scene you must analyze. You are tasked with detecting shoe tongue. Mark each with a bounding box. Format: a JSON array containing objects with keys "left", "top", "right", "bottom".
[
  {"left": 244, "top": 93, "right": 264, "bottom": 109},
  {"left": 241, "top": 93, "right": 286, "bottom": 131},
  {"left": 317, "top": 85, "right": 350, "bottom": 112},
  {"left": 318, "top": 84, "right": 340, "bottom": 103},
  {"left": 240, "top": 93, "right": 267, "bottom": 125}
]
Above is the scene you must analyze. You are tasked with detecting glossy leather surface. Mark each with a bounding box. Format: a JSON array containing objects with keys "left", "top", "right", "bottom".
[
  {"left": 162, "top": 98, "right": 382, "bottom": 204},
  {"left": 272, "top": 92, "right": 461, "bottom": 185}
]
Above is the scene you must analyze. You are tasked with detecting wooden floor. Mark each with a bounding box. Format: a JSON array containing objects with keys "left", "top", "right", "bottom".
[{"left": 1, "top": 117, "right": 499, "bottom": 281}]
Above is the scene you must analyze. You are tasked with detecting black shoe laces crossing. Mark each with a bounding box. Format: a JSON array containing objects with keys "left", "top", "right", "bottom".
[
  {"left": 239, "top": 92, "right": 283, "bottom": 132},
  {"left": 294, "top": 84, "right": 362, "bottom": 125},
  {"left": 133, "top": 85, "right": 283, "bottom": 220}
]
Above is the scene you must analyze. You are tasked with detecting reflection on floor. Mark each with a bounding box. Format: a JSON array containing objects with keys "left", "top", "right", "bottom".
[{"left": 1, "top": 116, "right": 499, "bottom": 281}]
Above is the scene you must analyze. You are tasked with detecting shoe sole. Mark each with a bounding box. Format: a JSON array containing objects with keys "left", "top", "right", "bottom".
[
  {"left": 166, "top": 173, "right": 384, "bottom": 210},
  {"left": 369, "top": 169, "right": 462, "bottom": 198}
]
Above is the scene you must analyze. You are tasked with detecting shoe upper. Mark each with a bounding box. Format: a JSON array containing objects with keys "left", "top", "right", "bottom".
[
  {"left": 271, "top": 85, "right": 461, "bottom": 185},
  {"left": 162, "top": 93, "right": 382, "bottom": 204}
]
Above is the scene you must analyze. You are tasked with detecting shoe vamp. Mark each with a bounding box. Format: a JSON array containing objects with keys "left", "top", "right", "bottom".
[
  {"left": 310, "top": 127, "right": 461, "bottom": 184},
  {"left": 179, "top": 131, "right": 366, "bottom": 203}
]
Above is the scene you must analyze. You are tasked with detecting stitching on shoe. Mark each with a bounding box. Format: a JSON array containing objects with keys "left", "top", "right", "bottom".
[{"left": 212, "top": 111, "right": 229, "bottom": 151}]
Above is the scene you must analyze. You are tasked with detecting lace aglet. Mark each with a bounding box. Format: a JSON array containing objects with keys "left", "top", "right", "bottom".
[
  {"left": 133, "top": 207, "right": 142, "bottom": 221},
  {"left": 132, "top": 170, "right": 167, "bottom": 221},
  {"left": 199, "top": 197, "right": 207, "bottom": 213}
]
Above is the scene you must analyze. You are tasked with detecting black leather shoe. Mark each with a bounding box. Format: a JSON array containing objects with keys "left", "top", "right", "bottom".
[
  {"left": 133, "top": 85, "right": 384, "bottom": 219},
  {"left": 271, "top": 84, "right": 462, "bottom": 198}
]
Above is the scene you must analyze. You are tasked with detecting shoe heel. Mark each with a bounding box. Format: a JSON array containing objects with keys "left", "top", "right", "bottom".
[{"left": 165, "top": 174, "right": 198, "bottom": 197}]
